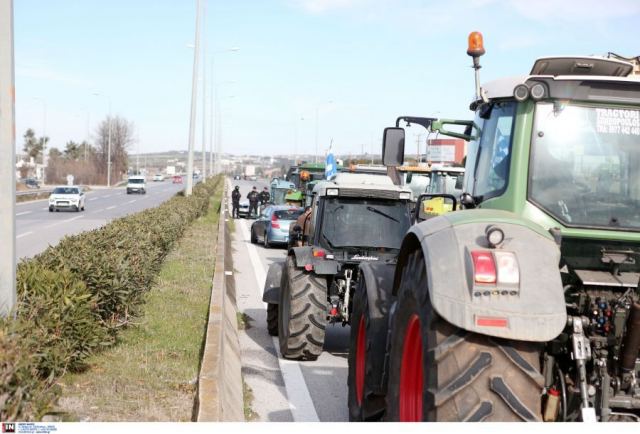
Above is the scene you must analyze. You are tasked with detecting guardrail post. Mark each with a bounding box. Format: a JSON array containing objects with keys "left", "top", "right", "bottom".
[{"left": 0, "top": 0, "right": 16, "bottom": 316}]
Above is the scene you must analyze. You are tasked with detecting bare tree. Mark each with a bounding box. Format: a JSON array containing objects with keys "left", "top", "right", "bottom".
[{"left": 94, "top": 116, "right": 134, "bottom": 184}]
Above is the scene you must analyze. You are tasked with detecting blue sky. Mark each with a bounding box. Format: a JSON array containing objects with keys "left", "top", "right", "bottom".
[{"left": 14, "top": 0, "right": 640, "bottom": 157}]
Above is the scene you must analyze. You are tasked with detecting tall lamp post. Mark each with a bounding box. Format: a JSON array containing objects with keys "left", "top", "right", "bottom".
[
  {"left": 208, "top": 48, "right": 239, "bottom": 177},
  {"left": 33, "top": 97, "right": 47, "bottom": 181},
  {"left": 93, "top": 92, "right": 112, "bottom": 187},
  {"left": 0, "top": 0, "right": 16, "bottom": 316},
  {"left": 314, "top": 100, "right": 333, "bottom": 163},
  {"left": 186, "top": 0, "right": 202, "bottom": 196}
]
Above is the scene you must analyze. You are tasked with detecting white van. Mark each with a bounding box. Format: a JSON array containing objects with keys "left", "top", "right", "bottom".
[{"left": 126, "top": 175, "right": 147, "bottom": 194}]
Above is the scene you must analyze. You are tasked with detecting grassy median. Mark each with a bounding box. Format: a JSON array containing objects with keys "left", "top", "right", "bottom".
[{"left": 55, "top": 181, "right": 223, "bottom": 421}]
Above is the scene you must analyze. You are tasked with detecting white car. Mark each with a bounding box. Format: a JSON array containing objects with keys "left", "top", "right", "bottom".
[
  {"left": 127, "top": 175, "right": 147, "bottom": 194},
  {"left": 153, "top": 173, "right": 164, "bottom": 182},
  {"left": 237, "top": 199, "right": 250, "bottom": 218},
  {"left": 49, "top": 186, "right": 85, "bottom": 212}
]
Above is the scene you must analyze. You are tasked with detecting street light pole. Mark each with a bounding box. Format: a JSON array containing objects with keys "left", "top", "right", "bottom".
[
  {"left": 201, "top": 0, "right": 207, "bottom": 183},
  {"left": 314, "top": 101, "right": 332, "bottom": 163},
  {"left": 0, "top": 0, "right": 16, "bottom": 316},
  {"left": 186, "top": 0, "right": 202, "bottom": 196},
  {"left": 93, "top": 93, "right": 112, "bottom": 187},
  {"left": 33, "top": 97, "right": 46, "bottom": 182}
]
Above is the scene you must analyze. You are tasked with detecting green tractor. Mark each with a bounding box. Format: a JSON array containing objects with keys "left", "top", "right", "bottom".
[{"left": 347, "top": 33, "right": 640, "bottom": 422}]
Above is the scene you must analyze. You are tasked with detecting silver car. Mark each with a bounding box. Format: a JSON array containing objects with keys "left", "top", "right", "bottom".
[{"left": 250, "top": 206, "right": 304, "bottom": 248}]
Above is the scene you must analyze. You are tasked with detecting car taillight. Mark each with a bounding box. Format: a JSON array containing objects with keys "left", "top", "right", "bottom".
[
  {"left": 271, "top": 213, "right": 280, "bottom": 229},
  {"left": 471, "top": 251, "right": 496, "bottom": 284}
]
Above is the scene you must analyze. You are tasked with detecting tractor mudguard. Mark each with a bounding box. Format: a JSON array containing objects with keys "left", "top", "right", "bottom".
[
  {"left": 359, "top": 261, "right": 396, "bottom": 324},
  {"left": 396, "top": 209, "right": 566, "bottom": 342},
  {"left": 358, "top": 261, "right": 397, "bottom": 394},
  {"left": 289, "top": 246, "right": 340, "bottom": 275},
  {"left": 262, "top": 260, "right": 285, "bottom": 304}
]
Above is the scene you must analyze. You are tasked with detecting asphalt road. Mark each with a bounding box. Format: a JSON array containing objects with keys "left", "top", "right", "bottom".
[
  {"left": 15, "top": 180, "right": 187, "bottom": 259},
  {"left": 229, "top": 178, "right": 350, "bottom": 422}
]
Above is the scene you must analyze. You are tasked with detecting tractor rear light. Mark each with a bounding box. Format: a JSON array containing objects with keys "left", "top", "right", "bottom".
[
  {"left": 471, "top": 251, "right": 496, "bottom": 284},
  {"left": 271, "top": 213, "right": 280, "bottom": 229},
  {"left": 494, "top": 251, "right": 520, "bottom": 285},
  {"left": 313, "top": 249, "right": 326, "bottom": 258}
]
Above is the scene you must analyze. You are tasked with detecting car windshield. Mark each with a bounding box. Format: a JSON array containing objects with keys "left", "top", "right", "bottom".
[
  {"left": 274, "top": 208, "right": 303, "bottom": 220},
  {"left": 320, "top": 197, "right": 411, "bottom": 250},
  {"left": 53, "top": 187, "right": 78, "bottom": 195},
  {"left": 129, "top": 178, "right": 144, "bottom": 184},
  {"left": 530, "top": 102, "right": 640, "bottom": 230}
]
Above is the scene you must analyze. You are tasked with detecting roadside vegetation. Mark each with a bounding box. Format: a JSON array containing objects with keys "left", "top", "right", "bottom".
[
  {"left": 0, "top": 177, "right": 221, "bottom": 421},
  {"left": 56, "top": 181, "right": 223, "bottom": 421}
]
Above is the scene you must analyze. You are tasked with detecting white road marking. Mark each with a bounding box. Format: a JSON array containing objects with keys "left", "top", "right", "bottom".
[
  {"left": 127, "top": 199, "right": 136, "bottom": 204},
  {"left": 41, "top": 207, "right": 48, "bottom": 210},
  {"left": 17, "top": 231, "right": 33, "bottom": 239},
  {"left": 106, "top": 205, "right": 116, "bottom": 210},
  {"left": 89, "top": 198, "right": 98, "bottom": 201},
  {"left": 44, "top": 215, "right": 84, "bottom": 229},
  {"left": 16, "top": 211, "right": 32, "bottom": 216},
  {"left": 103, "top": 195, "right": 112, "bottom": 198},
  {"left": 238, "top": 218, "right": 320, "bottom": 423}
]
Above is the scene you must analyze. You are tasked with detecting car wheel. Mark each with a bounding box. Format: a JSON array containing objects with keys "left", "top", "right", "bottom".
[
  {"left": 74, "top": 205, "right": 80, "bottom": 212},
  {"left": 250, "top": 227, "right": 257, "bottom": 244},
  {"left": 48, "top": 206, "right": 53, "bottom": 212},
  {"left": 264, "top": 232, "right": 270, "bottom": 248}
]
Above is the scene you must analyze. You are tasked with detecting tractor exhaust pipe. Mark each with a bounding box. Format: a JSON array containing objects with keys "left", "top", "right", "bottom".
[{"left": 621, "top": 302, "right": 640, "bottom": 372}]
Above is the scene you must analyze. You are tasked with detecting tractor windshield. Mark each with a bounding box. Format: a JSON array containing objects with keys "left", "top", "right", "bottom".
[
  {"left": 320, "top": 197, "right": 411, "bottom": 250},
  {"left": 529, "top": 102, "right": 640, "bottom": 230}
]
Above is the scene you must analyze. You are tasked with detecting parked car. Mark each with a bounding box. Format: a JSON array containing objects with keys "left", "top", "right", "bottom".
[
  {"left": 250, "top": 206, "right": 304, "bottom": 248},
  {"left": 153, "top": 173, "right": 164, "bottom": 182},
  {"left": 49, "top": 186, "right": 85, "bottom": 212},
  {"left": 126, "top": 175, "right": 146, "bottom": 194},
  {"left": 234, "top": 174, "right": 242, "bottom": 180},
  {"left": 23, "top": 178, "right": 40, "bottom": 189},
  {"left": 249, "top": 175, "right": 258, "bottom": 182},
  {"left": 172, "top": 175, "right": 183, "bottom": 184},
  {"left": 237, "top": 199, "right": 250, "bottom": 218}
]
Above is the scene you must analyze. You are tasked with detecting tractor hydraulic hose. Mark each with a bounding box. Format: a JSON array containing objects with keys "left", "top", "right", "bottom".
[
  {"left": 554, "top": 361, "right": 568, "bottom": 422},
  {"left": 621, "top": 302, "right": 640, "bottom": 372}
]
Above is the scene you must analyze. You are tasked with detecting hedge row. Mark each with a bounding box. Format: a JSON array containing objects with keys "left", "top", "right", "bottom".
[{"left": 0, "top": 178, "right": 222, "bottom": 420}]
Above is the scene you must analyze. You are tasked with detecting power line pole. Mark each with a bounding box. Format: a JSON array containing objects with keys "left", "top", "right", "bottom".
[
  {"left": 186, "top": 0, "right": 202, "bottom": 196},
  {"left": 0, "top": 0, "right": 16, "bottom": 316}
]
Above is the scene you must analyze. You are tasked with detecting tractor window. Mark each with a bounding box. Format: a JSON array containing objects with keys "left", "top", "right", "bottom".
[
  {"left": 529, "top": 102, "right": 640, "bottom": 230},
  {"left": 470, "top": 101, "right": 517, "bottom": 200}
]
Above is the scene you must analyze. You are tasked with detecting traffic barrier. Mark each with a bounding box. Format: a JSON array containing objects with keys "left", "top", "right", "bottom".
[{"left": 196, "top": 184, "right": 244, "bottom": 421}]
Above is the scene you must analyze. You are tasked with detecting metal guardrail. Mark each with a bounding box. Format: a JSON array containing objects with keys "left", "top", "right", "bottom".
[{"left": 16, "top": 189, "right": 53, "bottom": 197}]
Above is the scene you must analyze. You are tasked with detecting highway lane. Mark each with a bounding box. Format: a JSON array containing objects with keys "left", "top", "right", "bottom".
[
  {"left": 229, "top": 178, "right": 349, "bottom": 422},
  {"left": 15, "top": 179, "right": 188, "bottom": 259}
]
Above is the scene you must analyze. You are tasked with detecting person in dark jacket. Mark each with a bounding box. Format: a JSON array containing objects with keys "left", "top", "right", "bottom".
[
  {"left": 231, "top": 186, "right": 241, "bottom": 218},
  {"left": 259, "top": 187, "right": 270, "bottom": 207},
  {"left": 247, "top": 186, "right": 260, "bottom": 218}
]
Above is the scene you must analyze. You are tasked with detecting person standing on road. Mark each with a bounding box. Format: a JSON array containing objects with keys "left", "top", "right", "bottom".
[
  {"left": 247, "top": 186, "right": 260, "bottom": 218},
  {"left": 259, "top": 187, "right": 270, "bottom": 210},
  {"left": 231, "top": 185, "right": 241, "bottom": 218}
]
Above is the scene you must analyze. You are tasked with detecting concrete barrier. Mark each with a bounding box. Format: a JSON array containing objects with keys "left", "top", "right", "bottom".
[{"left": 196, "top": 183, "right": 244, "bottom": 421}]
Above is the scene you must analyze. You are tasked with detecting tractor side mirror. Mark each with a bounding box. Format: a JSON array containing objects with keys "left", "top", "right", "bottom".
[
  {"left": 382, "top": 127, "right": 405, "bottom": 167},
  {"left": 416, "top": 194, "right": 458, "bottom": 222}
]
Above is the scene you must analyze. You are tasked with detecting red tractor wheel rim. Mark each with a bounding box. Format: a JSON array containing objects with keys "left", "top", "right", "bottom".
[
  {"left": 355, "top": 315, "right": 366, "bottom": 406},
  {"left": 399, "top": 314, "right": 423, "bottom": 422}
]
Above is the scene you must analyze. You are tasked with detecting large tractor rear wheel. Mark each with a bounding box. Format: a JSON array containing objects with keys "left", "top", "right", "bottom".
[
  {"left": 278, "top": 256, "right": 327, "bottom": 360},
  {"left": 385, "top": 250, "right": 544, "bottom": 422},
  {"left": 348, "top": 277, "right": 388, "bottom": 421},
  {"left": 267, "top": 303, "right": 278, "bottom": 336}
]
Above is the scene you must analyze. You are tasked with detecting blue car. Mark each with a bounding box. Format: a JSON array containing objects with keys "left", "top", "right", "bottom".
[{"left": 250, "top": 205, "right": 304, "bottom": 248}]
